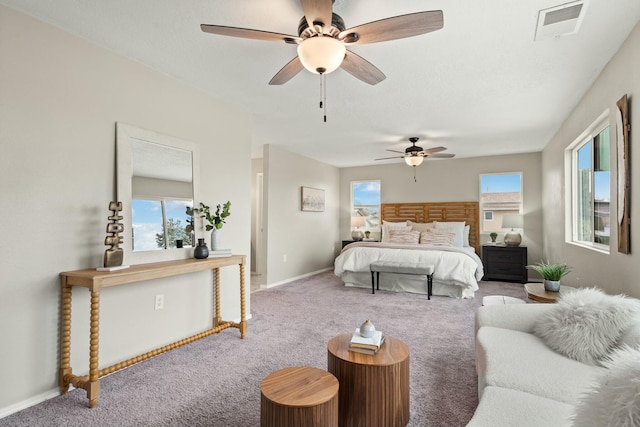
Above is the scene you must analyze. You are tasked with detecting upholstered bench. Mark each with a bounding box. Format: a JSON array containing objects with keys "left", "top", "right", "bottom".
[{"left": 370, "top": 261, "right": 434, "bottom": 299}]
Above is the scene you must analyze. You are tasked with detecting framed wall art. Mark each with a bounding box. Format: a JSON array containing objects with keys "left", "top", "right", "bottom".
[{"left": 301, "top": 186, "right": 325, "bottom": 212}]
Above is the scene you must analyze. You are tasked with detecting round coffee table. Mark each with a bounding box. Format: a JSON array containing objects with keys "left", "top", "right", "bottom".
[
  {"left": 260, "top": 366, "right": 339, "bottom": 427},
  {"left": 327, "top": 333, "right": 410, "bottom": 427}
]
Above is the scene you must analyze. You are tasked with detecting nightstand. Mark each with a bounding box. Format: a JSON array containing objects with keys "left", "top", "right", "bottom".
[{"left": 482, "top": 245, "right": 528, "bottom": 283}]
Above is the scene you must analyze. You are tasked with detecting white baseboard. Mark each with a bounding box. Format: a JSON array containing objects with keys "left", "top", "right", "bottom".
[
  {"left": 261, "top": 267, "right": 332, "bottom": 289},
  {"left": 0, "top": 388, "right": 59, "bottom": 419}
]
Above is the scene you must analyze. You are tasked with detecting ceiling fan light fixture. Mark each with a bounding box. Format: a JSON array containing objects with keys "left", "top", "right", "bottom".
[
  {"left": 405, "top": 155, "right": 424, "bottom": 166},
  {"left": 297, "top": 36, "right": 346, "bottom": 74}
]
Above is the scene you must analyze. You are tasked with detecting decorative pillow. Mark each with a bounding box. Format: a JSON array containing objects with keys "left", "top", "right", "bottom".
[
  {"left": 463, "top": 225, "right": 470, "bottom": 247},
  {"left": 407, "top": 221, "right": 436, "bottom": 233},
  {"left": 419, "top": 230, "right": 455, "bottom": 246},
  {"left": 387, "top": 229, "right": 420, "bottom": 244},
  {"left": 572, "top": 345, "right": 640, "bottom": 427},
  {"left": 381, "top": 221, "right": 410, "bottom": 243},
  {"left": 434, "top": 221, "right": 466, "bottom": 247},
  {"left": 533, "top": 288, "right": 640, "bottom": 365}
]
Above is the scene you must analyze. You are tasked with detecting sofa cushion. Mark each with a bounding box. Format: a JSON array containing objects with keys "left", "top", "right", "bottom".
[
  {"left": 476, "top": 326, "right": 605, "bottom": 405},
  {"left": 571, "top": 345, "right": 640, "bottom": 427},
  {"left": 466, "top": 386, "right": 574, "bottom": 427},
  {"left": 533, "top": 288, "right": 640, "bottom": 365},
  {"left": 475, "top": 303, "right": 557, "bottom": 334}
]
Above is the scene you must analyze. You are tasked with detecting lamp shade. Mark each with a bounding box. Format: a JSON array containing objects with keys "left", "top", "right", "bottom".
[
  {"left": 501, "top": 215, "right": 523, "bottom": 229},
  {"left": 297, "top": 36, "right": 346, "bottom": 75},
  {"left": 351, "top": 216, "right": 365, "bottom": 227},
  {"left": 404, "top": 155, "right": 424, "bottom": 167}
]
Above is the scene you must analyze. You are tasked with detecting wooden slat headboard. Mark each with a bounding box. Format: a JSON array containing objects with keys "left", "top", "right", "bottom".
[{"left": 380, "top": 202, "right": 480, "bottom": 253}]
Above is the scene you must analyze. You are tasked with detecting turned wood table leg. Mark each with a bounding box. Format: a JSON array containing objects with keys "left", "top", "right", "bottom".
[
  {"left": 87, "top": 290, "right": 101, "bottom": 408},
  {"left": 239, "top": 262, "right": 246, "bottom": 339},
  {"left": 214, "top": 267, "right": 222, "bottom": 327},
  {"left": 59, "top": 279, "right": 72, "bottom": 394}
]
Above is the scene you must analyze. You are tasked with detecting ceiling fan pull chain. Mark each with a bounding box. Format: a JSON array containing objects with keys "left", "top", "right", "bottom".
[
  {"left": 323, "top": 73, "right": 327, "bottom": 123},
  {"left": 319, "top": 73, "right": 323, "bottom": 110},
  {"left": 413, "top": 166, "right": 417, "bottom": 183}
]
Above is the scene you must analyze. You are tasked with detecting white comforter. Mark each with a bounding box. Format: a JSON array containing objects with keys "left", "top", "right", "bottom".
[{"left": 334, "top": 242, "right": 484, "bottom": 293}]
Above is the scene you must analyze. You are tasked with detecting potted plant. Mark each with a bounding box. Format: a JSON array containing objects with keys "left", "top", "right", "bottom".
[
  {"left": 364, "top": 230, "right": 371, "bottom": 240},
  {"left": 197, "top": 201, "right": 231, "bottom": 250},
  {"left": 489, "top": 232, "right": 498, "bottom": 243},
  {"left": 526, "top": 260, "right": 571, "bottom": 292}
]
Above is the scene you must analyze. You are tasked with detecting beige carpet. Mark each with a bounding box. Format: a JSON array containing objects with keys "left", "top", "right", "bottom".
[{"left": 0, "top": 271, "right": 528, "bottom": 427}]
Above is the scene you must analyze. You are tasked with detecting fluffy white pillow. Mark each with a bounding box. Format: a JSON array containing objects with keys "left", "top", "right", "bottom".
[
  {"left": 381, "top": 221, "right": 410, "bottom": 243},
  {"left": 572, "top": 345, "right": 640, "bottom": 427},
  {"left": 434, "top": 221, "right": 466, "bottom": 247},
  {"left": 407, "top": 221, "right": 436, "bottom": 233},
  {"left": 388, "top": 229, "right": 420, "bottom": 244},
  {"left": 533, "top": 288, "right": 640, "bottom": 365},
  {"left": 419, "top": 230, "right": 455, "bottom": 246}
]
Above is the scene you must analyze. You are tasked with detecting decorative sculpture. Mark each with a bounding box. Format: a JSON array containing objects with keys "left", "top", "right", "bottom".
[{"left": 102, "top": 201, "right": 126, "bottom": 269}]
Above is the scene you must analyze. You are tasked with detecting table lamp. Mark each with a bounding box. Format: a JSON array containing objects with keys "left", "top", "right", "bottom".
[
  {"left": 351, "top": 216, "right": 365, "bottom": 241},
  {"left": 502, "top": 214, "right": 523, "bottom": 246}
]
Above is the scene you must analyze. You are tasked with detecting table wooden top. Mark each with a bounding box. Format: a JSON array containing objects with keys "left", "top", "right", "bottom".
[
  {"left": 524, "top": 282, "right": 573, "bottom": 303},
  {"left": 327, "top": 333, "right": 409, "bottom": 366},
  {"left": 261, "top": 366, "right": 339, "bottom": 407},
  {"left": 60, "top": 255, "right": 246, "bottom": 291}
]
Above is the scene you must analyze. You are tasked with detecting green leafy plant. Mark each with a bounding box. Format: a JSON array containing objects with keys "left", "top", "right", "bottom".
[
  {"left": 526, "top": 260, "right": 571, "bottom": 281},
  {"left": 364, "top": 230, "right": 371, "bottom": 238},
  {"left": 489, "top": 232, "right": 498, "bottom": 238},
  {"left": 198, "top": 201, "right": 231, "bottom": 231}
]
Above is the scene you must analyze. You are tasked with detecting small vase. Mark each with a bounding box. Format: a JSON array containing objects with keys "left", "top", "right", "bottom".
[
  {"left": 211, "top": 228, "right": 221, "bottom": 251},
  {"left": 194, "top": 238, "right": 209, "bottom": 259},
  {"left": 544, "top": 279, "right": 560, "bottom": 292}
]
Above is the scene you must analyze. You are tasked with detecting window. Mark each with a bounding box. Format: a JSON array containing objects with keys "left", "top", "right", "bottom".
[
  {"left": 480, "top": 173, "right": 522, "bottom": 232},
  {"left": 351, "top": 181, "right": 381, "bottom": 231},
  {"left": 132, "top": 198, "right": 193, "bottom": 251},
  {"left": 570, "top": 118, "right": 610, "bottom": 249}
]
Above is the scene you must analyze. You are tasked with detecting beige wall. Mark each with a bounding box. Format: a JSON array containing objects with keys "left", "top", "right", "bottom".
[
  {"left": 263, "top": 145, "right": 340, "bottom": 285},
  {"left": 339, "top": 153, "right": 543, "bottom": 269},
  {"left": 0, "top": 6, "right": 251, "bottom": 415},
  {"left": 542, "top": 21, "right": 640, "bottom": 297}
]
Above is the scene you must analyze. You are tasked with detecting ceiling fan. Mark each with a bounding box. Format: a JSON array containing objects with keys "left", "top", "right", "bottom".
[
  {"left": 375, "top": 137, "right": 455, "bottom": 167},
  {"left": 200, "top": 1, "right": 444, "bottom": 85}
]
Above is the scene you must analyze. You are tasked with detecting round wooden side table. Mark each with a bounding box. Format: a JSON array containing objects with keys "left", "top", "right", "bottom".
[
  {"left": 260, "top": 366, "right": 339, "bottom": 427},
  {"left": 327, "top": 333, "right": 410, "bottom": 427},
  {"left": 524, "top": 282, "right": 574, "bottom": 303}
]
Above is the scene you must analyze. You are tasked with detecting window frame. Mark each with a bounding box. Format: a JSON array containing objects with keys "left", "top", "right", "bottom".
[
  {"left": 350, "top": 180, "right": 381, "bottom": 232},
  {"left": 566, "top": 111, "right": 611, "bottom": 253},
  {"left": 479, "top": 172, "right": 523, "bottom": 233}
]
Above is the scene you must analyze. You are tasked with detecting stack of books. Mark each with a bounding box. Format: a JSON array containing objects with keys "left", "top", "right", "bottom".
[
  {"left": 209, "top": 249, "right": 232, "bottom": 258},
  {"left": 348, "top": 327, "right": 385, "bottom": 355}
]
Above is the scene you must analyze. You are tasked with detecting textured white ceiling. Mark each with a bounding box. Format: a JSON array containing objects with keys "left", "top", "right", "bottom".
[{"left": 3, "top": 0, "right": 639, "bottom": 167}]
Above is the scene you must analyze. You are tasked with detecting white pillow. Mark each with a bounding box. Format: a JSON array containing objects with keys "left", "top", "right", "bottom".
[
  {"left": 463, "top": 225, "right": 470, "bottom": 247},
  {"left": 533, "top": 288, "right": 640, "bottom": 365},
  {"left": 381, "top": 221, "right": 410, "bottom": 243},
  {"left": 572, "top": 345, "right": 640, "bottom": 427},
  {"left": 419, "top": 230, "right": 455, "bottom": 246},
  {"left": 434, "top": 221, "right": 466, "bottom": 247},
  {"left": 388, "top": 229, "right": 420, "bottom": 244},
  {"left": 407, "top": 221, "right": 436, "bottom": 233}
]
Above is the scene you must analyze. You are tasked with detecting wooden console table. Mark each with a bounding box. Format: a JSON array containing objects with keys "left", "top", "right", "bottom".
[{"left": 59, "top": 255, "right": 246, "bottom": 408}]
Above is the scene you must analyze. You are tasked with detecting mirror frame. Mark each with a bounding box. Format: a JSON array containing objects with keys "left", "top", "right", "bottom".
[{"left": 116, "top": 122, "right": 201, "bottom": 264}]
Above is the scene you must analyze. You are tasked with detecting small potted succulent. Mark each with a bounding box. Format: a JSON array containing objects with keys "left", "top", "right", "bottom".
[
  {"left": 489, "top": 232, "right": 498, "bottom": 243},
  {"left": 526, "top": 260, "right": 571, "bottom": 292},
  {"left": 364, "top": 230, "right": 371, "bottom": 240}
]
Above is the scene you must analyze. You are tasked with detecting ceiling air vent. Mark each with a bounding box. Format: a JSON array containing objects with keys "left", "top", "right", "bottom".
[{"left": 535, "top": 1, "right": 586, "bottom": 41}]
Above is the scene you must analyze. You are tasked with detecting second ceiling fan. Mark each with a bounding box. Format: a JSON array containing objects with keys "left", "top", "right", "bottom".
[
  {"left": 201, "top": 0, "right": 444, "bottom": 85},
  {"left": 375, "top": 137, "right": 455, "bottom": 166}
]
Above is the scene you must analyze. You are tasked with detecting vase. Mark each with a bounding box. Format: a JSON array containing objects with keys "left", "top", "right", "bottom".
[
  {"left": 544, "top": 279, "right": 560, "bottom": 292},
  {"left": 194, "top": 238, "right": 209, "bottom": 259},
  {"left": 211, "top": 228, "right": 221, "bottom": 251}
]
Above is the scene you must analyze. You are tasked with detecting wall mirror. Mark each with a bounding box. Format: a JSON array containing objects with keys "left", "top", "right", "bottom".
[{"left": 116, "top": 123, "right": 201, "bottom": 263}]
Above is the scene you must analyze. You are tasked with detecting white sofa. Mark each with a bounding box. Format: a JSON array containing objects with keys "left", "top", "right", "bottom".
[{"left": 468, "top": 297, "right": 640, "bottom": 427}]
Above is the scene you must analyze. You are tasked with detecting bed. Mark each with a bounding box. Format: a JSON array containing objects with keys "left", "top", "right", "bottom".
[{"left": 334, "top": 201, "right": 484, "bottom": 299}]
